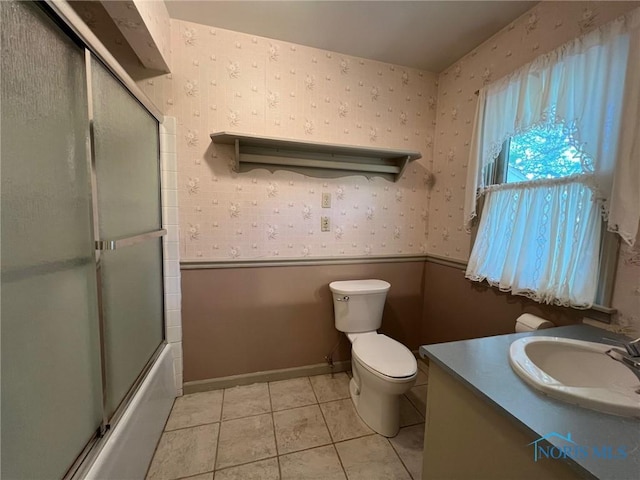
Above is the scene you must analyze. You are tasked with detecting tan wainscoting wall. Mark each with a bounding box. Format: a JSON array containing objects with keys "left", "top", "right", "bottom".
[
  {"left": 421, "top": 261, "right": 585, "bottom": 345},
  {"left": 181, "top": 261, "right": 427, "bottom": 383},
  {"left": 181, "top": 258, "right": 586, "bottom": 385}
]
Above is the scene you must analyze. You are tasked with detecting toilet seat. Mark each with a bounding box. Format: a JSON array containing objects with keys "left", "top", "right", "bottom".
[{"left": 352, "top": 334, "right": 417, "bottom": 379}]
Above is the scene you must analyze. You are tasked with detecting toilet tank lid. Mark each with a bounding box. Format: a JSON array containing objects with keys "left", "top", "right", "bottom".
[{"left": 329, "top": 279, "right": 391, "bottom": 295}]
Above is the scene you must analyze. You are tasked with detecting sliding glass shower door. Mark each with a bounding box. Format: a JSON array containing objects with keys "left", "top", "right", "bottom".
[
  {"left": 1, "top": 1, "right": 166, "bottom": 478},
  {"left": 90, "top": 57, "right": 165, "bottom": 418},
  {"left": 1, "top": 2, "right": 103, "bottom": 478}
]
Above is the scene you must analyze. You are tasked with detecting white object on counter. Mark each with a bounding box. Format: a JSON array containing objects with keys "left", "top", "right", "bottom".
[{"left": 515, "top": 313, "right": 554, "bottom": 333}]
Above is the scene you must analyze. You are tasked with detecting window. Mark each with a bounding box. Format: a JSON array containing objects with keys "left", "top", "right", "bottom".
[
  {"left": 503, "top": 125, "right": 583, "bottom": 183},
  {"left": 464, "top": 11, "right": 639, "bottom": 310},
  {"left": 467, "top": 127, "right": 618, "bottom": 309},
  {"left": 508, "top": 127, "right": 619, "bottom": 307}
]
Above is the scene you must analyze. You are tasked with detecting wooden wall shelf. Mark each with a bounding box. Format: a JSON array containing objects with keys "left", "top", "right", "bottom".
[{"left": 210, "top": 131, "right": 422, "bottom": 182}]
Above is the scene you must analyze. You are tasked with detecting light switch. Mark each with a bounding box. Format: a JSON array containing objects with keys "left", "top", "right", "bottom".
[
  {"left": 322, "top": 192, "right": 331, "bottom": 208},
  {"left": 321, "top": 216, "right": 330, "bottom": 232}
]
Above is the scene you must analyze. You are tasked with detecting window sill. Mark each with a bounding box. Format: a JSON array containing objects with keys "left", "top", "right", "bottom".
[
  {"left": 459, "top": 271, "right": 616, "bottom": 322},
  {"left": 583, "top": 305, "right": 616, "bottom": 324}
]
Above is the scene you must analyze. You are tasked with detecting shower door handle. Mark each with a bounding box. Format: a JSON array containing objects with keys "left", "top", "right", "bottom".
[{"left": 95, "top": 228, "right": 166, "bottom": 251}]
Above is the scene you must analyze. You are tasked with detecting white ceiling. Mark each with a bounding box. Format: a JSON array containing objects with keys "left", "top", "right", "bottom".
[{"left": 164, "top": 1, "right": 538, "bottom": 72}]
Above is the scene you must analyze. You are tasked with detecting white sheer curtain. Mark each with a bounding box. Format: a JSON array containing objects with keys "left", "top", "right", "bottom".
[
  {"left": 464, "top": 8, "right": 640, "bottom": 246},
  {"left": 465, "top": 9, "right": 640, "bottom": 308},
  {"left": 467, "top": 180, "right": 602, "bottom": 308}
]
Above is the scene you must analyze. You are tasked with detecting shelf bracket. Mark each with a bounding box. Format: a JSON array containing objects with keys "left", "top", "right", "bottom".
[
  {"left": 397, "top": 155, "right": 411, "bottom": 180},
  {"left": 233, "top": 138, "right": 240, "bottom": 172}
]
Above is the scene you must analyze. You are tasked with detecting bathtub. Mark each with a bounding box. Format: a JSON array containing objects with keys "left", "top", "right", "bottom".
[{"left": 83, "top": 344, "right": 176, "bottom": 479}]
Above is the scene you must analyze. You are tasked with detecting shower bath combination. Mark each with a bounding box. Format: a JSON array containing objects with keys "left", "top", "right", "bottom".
[{"left": 1, "top": 1, "right": 173, "bottom": 478}]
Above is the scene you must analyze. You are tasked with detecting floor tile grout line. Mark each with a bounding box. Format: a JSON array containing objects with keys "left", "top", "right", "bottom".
[
  {"left": 316, "top": 399, "right": 336, "bottom": 445},
  {"left": 387, "top": 435, "right": 416, "bottom": 480},
  {"left": 219, "top": 384, "right": 229, "bottom": 422},
  {"left": 401, "top": 394, "right": 425, "bottom": 423},
  {"left": 310, "top": 371, "right": 352, "bottom": 404},
  {"left": 146, "top": 397, "right": 179, "bottom": 479},
  {"left": 308, "top": 374, "right": 339, "bottom": 448},
  {"left": 272, "top": 402, "right": 317, "bottom": 413},
  {"left": 162, "top": 390, "right": 223, "bottom": 432},
  {"left": 156, "top": 423, "right": 420, "bottom": 477},
  {"left": 267, "top": 381, "right": 280, "bottom": 461},
  {"left": 276, "top": 455, "right": 283, "bottom": 480},
  {"left": 181, "top": 370, "right": 353, "bottom": 402},
  {"left": 208, "top": 382, "right": 350, "bottom": 424},
  {"left": 211, "top": 395, "right": 347, "bottom": 429},
  {"left": 212, "top": 388, "right": 225, "bottom": 472},
  {"left": 332, "top": 432, "right": 377, "bottom": 447},
  {"left": 332, "top": 433, "right": 387, "bottom": 479},
  {"left": 269, "top": 376, "right": 319, "bottom": 412},
  {"left": 164, "top": 419, "right": 221, "bottom": 433},
  {"left": 175, "top": 470, "right": 214, "bottom": 480},
  {"left": 277, "top": 439, "right": 334, "bottom": 458},
  {"left": 401, "top": 419, "right": 425, "bottom": 429},
  {"left": 181, "top": 378, "right": 350, "bottom": 420},
  {"left": 330, "top": 441, "right": 349, "bottom": 479},
  {"left": 220, "top": 383, "right": 272, "bottom": 422},
  {"left": 308, "top": 375, "right": 321, "bottom": 404},
  {"left": 155, "top": 372, "right": 427, "bottom": 480},
  {"left": 213, "top": 454, "right": 279, "bottom": 474},
  {"left": 333, "top": 428, "right": 383, "bottom": 445},
  {"left": 221, "top": 409, "right": 272, "bottom": 423}
]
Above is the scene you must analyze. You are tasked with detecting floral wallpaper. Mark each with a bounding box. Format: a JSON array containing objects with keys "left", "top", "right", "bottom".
[
  {"left": 140, "top": 19, "right": 437, "bottom": 262},
  {"left": 612, "top": 242, "right": 640, "bottom": 335},
  {"left": 135, "top": 2, "right": 639, "bottom": 333},
  {"left": 429, "top": 1, "right": 640, "bottom": 333}
]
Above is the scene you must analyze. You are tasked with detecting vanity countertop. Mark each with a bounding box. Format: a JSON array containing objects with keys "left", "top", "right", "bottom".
[{"left": 419, "top": 325, "right": 640, "bottom": 480}]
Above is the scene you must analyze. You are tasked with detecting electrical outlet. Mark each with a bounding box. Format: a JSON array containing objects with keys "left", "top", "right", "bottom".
[
  {"left": 321, "top": 192, "right": 331, "bottom": 208},
  {"left": 321, "top": 216, "right": 330, "bottom": 232}
]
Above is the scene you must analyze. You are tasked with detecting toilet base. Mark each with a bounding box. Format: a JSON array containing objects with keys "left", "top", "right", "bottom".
[
  {"left": 350, "top": 377, "right": 401, "bottom": 437},
  {"left": 349, "top": 357, "right": 416, "bottom": 437}
]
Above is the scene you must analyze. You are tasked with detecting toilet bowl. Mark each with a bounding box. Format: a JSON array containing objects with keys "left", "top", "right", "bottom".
[
  {"left": 348, "top": 332, "right": 417, "bottom": 437},
  {"left": 329, "top": 280, "right": 417, "bottom": 437}
]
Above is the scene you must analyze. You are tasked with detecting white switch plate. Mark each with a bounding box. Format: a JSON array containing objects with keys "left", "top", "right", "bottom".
[
  {"left": 321, "top": 216, "right": 330, "bottom": 232},
  {"left": 322, "top": 192, "right": 331, "bottom": 208}
]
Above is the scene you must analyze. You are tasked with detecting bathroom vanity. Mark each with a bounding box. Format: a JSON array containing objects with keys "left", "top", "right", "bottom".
[{"left": 419, "top": 325, "right": 640, "bottom": 480}]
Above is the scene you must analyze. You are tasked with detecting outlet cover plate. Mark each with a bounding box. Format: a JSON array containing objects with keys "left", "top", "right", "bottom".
[{"left": 322, "top": 192, "right": 331, "bottom": 208}]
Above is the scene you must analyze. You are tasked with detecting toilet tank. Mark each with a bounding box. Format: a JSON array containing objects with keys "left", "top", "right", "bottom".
[{"left": 329, "top": 279, "right": 391, "bottom": 333}]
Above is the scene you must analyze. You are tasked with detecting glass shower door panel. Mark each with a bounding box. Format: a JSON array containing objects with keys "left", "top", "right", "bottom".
[
  {"left": 91, "top": 58, "right": 161, "bottom": 238},
  {"left": 100, "top": 240, "right": 164, "bottom": 416},
  {"left": 1, "top": 1, "right": 103, "bottom": 478},
  {"left": 90, "top": 58, "right": 164, "bottom": 418}
]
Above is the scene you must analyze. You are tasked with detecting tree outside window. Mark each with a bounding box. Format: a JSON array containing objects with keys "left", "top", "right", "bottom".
[{"left": 506, "top": 125, "right": 585, "bottom": 183}]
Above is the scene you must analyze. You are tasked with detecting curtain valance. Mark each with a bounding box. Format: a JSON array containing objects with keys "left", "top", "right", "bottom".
[{"left": 464, "top": 8, "right": 640, "bottom": 246}]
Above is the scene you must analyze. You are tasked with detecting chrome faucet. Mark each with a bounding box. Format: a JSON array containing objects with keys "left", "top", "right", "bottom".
[
  {"left": 605, "top": 348, "right": 640, "bottom": 382},
  {"left": 601, "top": 336, "right": 640, "bottom": 357}
]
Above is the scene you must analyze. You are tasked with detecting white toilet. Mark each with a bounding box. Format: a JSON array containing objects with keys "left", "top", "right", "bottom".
[{"left": 329, "top": 279, "right": 417, "bottom": 437}]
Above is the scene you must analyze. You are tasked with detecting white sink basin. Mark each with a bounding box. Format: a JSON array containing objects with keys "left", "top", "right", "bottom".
[{"left": 509, "top": 336, "right": 640, "bottom": 418}]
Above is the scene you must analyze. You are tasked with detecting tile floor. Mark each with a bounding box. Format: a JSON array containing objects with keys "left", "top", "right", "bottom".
[{"left": 147, "top": 360, "right": 429, "bottom": 480}]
